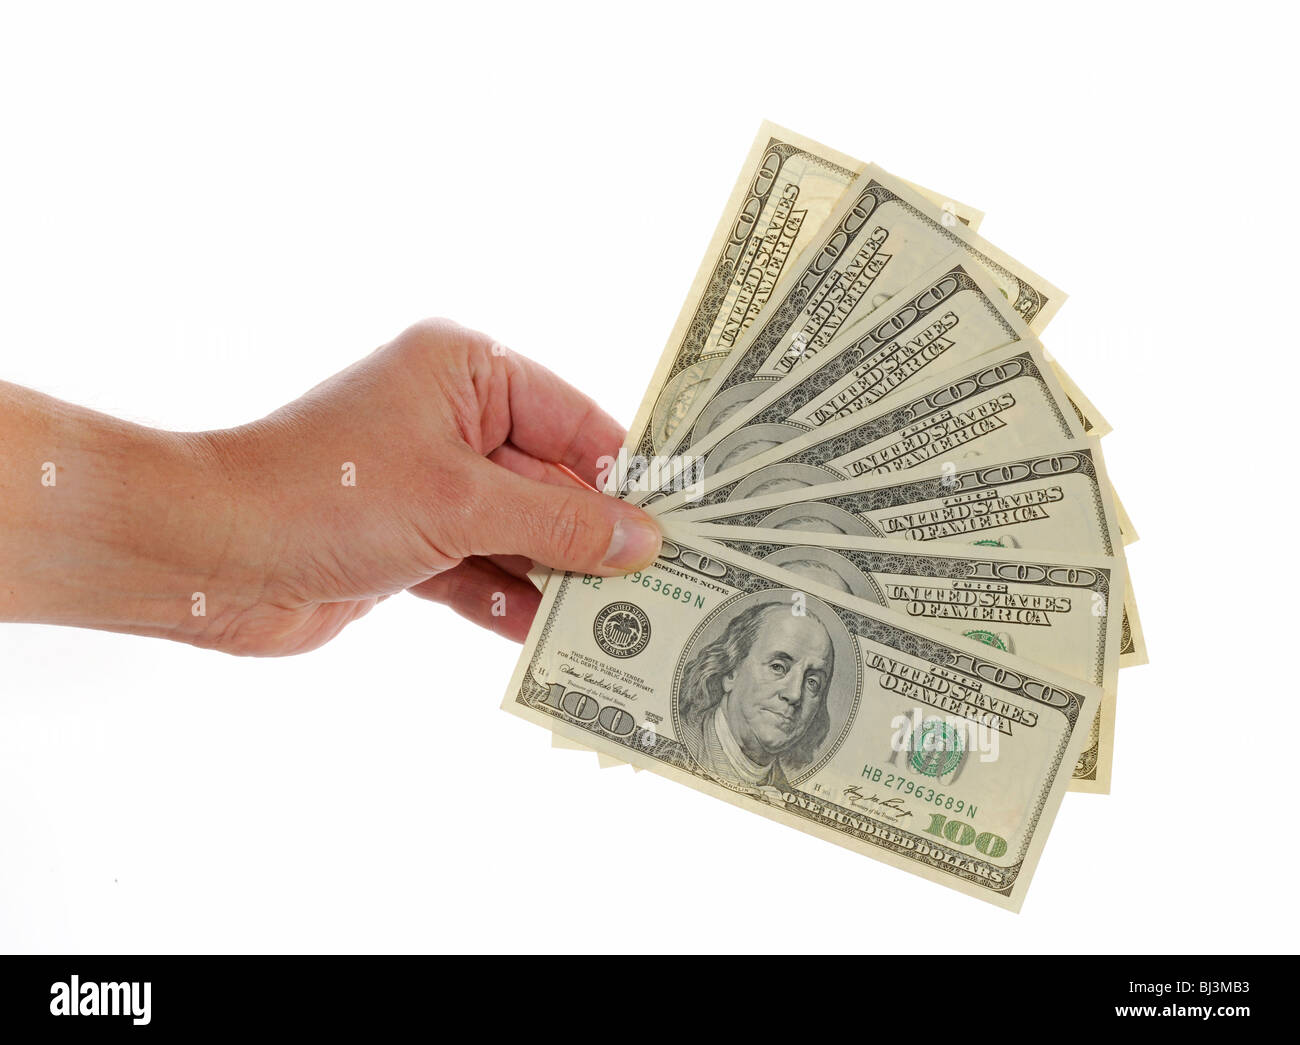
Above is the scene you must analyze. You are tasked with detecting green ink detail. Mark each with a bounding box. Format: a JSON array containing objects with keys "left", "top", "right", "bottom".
[
  {"left": 963, "top": 629, "right": 1007, "bottom": 650},
  {"left": 910, "top": 721, "right": 964, "bottom": 778},
  {"left": 972, "top": 538, "right": 1005, "bottom": 547}
]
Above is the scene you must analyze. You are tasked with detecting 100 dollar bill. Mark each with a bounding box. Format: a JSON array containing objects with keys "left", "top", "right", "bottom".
[
  {"left": 674, "top": 438, "right": 1148, "bottom": 668},
  {"left": 676, "top": 522, "right": 1125, "bottom": 791},
  {"left": 638, "top": 254, "right": 1066, "bottom": 503},
  {"left": 651, "top": 339, "right": 1083, "bottom": 513},
  {"left": 616, "top": 124, "right": 984, "bottom": 485},
  {"left": 616, "top": 123, "right": 858, "bottom": 474},
  {"left": 503, "top": 527, "right": 1099, "bottom": 909},
  {"left": 638, "top": 164, "right": 1065, "bottom": 480}
]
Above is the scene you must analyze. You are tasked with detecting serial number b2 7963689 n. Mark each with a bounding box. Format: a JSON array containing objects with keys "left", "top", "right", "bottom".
[{"left": 590, "top": 570, "right": 707, "bottom": 609}]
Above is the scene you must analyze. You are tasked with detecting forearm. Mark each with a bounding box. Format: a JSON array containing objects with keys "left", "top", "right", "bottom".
[
  {"left": 0, "top": 381, "right": 269, "bottom": 642},
  {"left": 1, "top": 320, "right": 659, "bottom": 656}
]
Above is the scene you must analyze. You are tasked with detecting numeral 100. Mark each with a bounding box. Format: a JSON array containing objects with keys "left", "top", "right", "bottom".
[
  {"left": 923, "top": 813, "right": 1008, "bottom": 858},
  {"left": 540, "top": 683, "right": 636, "bottom": 737}
]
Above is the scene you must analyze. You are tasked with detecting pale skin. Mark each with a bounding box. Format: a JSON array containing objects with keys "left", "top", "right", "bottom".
[{"left": 0, "top": 318, "right": 662, "bottom": 655}]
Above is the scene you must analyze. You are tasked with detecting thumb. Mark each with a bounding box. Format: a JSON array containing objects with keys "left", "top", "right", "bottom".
[{"left": 459, "top": 456, "right": 662, "bottom": 576}]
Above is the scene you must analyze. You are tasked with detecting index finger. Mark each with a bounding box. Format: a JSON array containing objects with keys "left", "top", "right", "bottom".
[{"left": 501, "top": 349, "right": 626, "bottom": 489}]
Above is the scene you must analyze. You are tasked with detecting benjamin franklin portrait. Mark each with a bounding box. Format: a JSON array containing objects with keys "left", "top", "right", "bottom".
[{"left": 674, "top": 594, "right": 857, "bottom": 791}]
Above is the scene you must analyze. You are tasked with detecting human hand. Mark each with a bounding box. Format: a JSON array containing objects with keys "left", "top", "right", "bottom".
[{"left": 0, "top": 319, "right": 661, "bottom": 655}]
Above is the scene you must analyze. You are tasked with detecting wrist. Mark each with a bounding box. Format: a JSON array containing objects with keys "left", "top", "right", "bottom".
[{"left": 0, "top": 387, "right": 277, "bottom": 644}]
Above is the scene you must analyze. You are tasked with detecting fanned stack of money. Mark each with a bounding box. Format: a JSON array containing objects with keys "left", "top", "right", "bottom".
[{"left": 503, "top": 123, "right": 1146, "bottom": 910}]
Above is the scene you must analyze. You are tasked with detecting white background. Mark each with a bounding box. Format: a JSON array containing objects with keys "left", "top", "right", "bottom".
[{"left": 0, "top": 1, "right": 1294, "bottom": 953}]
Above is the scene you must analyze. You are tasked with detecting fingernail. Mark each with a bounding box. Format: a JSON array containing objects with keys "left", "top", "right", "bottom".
[{"left": 603, "top": 517, "right": 662, "bottom": 571}]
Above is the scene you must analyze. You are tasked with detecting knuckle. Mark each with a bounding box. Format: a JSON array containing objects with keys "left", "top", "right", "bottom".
[
  {"left": 435, "top": 570, "right": 471, "bottom": 611},
  {"left": 546, "top": 492, "right": 602, "bottom": 564},
  {"left": 388, "top": 317, "right": 464, "bottom": 368},
  {"left": 391, "top": 317, "right": 499, "bottom": 380},
  {"left": 413, "top": 457, "right": 480, "bottom": 560},
  {"left": 403, "top": 316, "right": 463, "bottom": 344}
]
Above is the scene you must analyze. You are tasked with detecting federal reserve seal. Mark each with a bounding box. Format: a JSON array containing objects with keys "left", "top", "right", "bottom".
[
  {"left": 909, "top": 719, "right": 965, "bottom": 778},
  {"left": 593, "top": 602, "right": 651, "bottom": 658}
]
